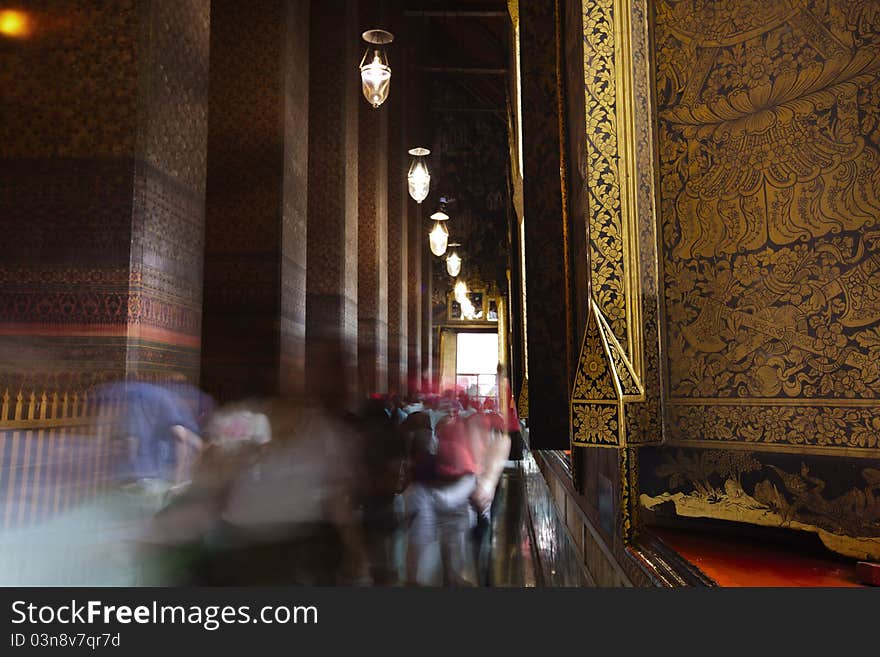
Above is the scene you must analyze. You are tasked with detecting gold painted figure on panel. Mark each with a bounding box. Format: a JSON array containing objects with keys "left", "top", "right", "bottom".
[{"left": 655, "top": 0, "right": 880, "bottom": 453}]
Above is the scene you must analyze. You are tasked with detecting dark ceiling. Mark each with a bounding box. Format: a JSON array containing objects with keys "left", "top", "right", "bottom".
[{"left": 402, "top": 1, "right": 510, "bottom": 116}]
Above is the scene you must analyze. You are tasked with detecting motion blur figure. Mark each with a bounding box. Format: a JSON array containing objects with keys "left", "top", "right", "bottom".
[
  {"left": 110, "top": 380, "right": 205, "bottom": 494},
  {"left": 468, "top": 409, "right": 511, "bottom": 585},
  {"left": 405, "top": 407, "right": 479, "bottom": 586},
  {"left": 158, "top": 341, "right": 369, "bottom": 585},
  {"left": 0, "top": 379, "right": 207, "bottom": 586},
  {"left": 142, "top": 399, "right": 272, "bottom": 584},
  {"left": 353, "top": 397, "right": 408, "bottom": 585}
]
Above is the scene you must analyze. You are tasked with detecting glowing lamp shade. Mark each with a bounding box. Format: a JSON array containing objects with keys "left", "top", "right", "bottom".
[
  {"left": 407, "top": 147, "right": 431, "bottom": 203},
  {"left": 360, "top": 30, "right": 393, "bottom": 108},
  {"left": 446, "top": 252, "right": 462, "bottom": 277},
  {"left": 429, "top": 221, "right": 449, "bottom": 257},
  {"left": 0, "top": 10, "right": 32, "bottom": 38},
  {"left": 446, "top": 243, "right": 461, "bottom": 277}
]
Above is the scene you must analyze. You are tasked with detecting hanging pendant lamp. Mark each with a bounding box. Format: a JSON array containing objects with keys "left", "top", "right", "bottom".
[
  {"left": 446, "top": 242, "right": 462, "bottom": 277},
  {"left": 407, "top": 147, "right": 431, "bottom": 203},
  {"left": 359, "top": 29, "right": 393, "bottom": 108},
  {"left": 429, "top": 216, "right": 449, "bottom": 257}
]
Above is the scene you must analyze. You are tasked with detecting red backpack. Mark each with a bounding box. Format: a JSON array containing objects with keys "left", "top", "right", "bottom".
[{"left": 434, "top": 415, "right": 477, "bottom": 479}]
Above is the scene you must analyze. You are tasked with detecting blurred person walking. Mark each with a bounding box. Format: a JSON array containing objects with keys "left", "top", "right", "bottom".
[
  {"left": 355, "top": 397, "right": 409, "bottom": 585},
  {"left": 405, "top": 407, "right": 479, "bottom": 586}
]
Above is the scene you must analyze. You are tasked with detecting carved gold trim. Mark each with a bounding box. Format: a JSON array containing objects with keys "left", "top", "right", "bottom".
[
  {"left": 517, "top": 377, "right": 529, "bottom": 420},
  {"left": 665, "top": 438, "right": 880, "bottom": 459},
  {"left": 612, "top": 0, "right": 644, "bottom": 379},
  {"left": 669, "top": 398, "right": 880, "bottom": 408},
  {"left": 570, "top": 0, "right": 655, "bottom": 452},
  {"left": 581, "top": 0, "right": 644, "bottom": 371},
  {"left": 571, "top": 299, "right": 641, "bottom": 447}
]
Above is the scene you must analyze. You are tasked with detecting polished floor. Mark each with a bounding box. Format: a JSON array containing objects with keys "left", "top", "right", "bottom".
[
  {"left": 487, "top": 451, "right": 591, "bottom": 587},
  {"left": 654, "top": 527, "right": 865, "bottom": 587},
  {"left": 397, "top": 447, "right": 591, "bottom": 587}
]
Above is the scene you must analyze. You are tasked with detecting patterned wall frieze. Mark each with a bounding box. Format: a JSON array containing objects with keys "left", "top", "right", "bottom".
[
  {"left": 654, "top": 0, "right": 880, "bottom": 456},
  {"left": 0, "top": 288, "right": 129, "bottom": 326},
  {"left": 0, "top": 335, "right": 198, "bottom": 392},
  {"left": 667, "top": 403, "right": 880, "bottom": 455}
]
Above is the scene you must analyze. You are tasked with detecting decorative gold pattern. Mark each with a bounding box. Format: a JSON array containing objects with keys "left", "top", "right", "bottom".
[
  {"left": 571, "top": 299, "right": 642, "bottom": 447},
  {"left": 572, "top": 301, "right": 616, "bottom": 401},
  {"left": 669, "top": 403, "right": 880, "bottom": 450},
  {"left": 619, "top": 448, "right": 630, "bottom": 540},
  {"left": 517, "top": 377, "right": 529, "bottom": 420},
  {"left": 571, "top": 0, "right": 657, "bottom": 458},
  {"left": 655, "top": 0, "right": 880, "bottom": 454},
  {"left": 582, "top": 0, "right": 629, "bottom": 349},
  {"left": 641, "top": 447, "right": 880, "bottom": 560},
  {"left": 596, "top": 309, "right": 643, "bottom": 399}
]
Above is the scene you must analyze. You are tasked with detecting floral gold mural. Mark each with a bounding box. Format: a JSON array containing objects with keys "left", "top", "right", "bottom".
[{"left": 655, "top": 0, "right": 880, "bottom": 454}]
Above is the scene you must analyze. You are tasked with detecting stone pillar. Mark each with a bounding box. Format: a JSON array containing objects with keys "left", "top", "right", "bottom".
[
  {"left": 387, "top": 94, "right": 409, "bottom": 395},
  {"left": 519, "top": 0, "right": 572, "bottom": 449},
  {"left": 306, "top": 0, "right": 360, "bottom": 402},
  {"left": 406, "top": 203, "right": 423, "bottom": 390},
  {"left": 0, "top": 0, "right": 210, "bottom": 392},
  {"left": 357, "top": 0, "right": 389, "bottom": 396},
  {"left": 280, "top": 0, "right": 311, "bottom": 396},
  {"left": 421, "top": 231, "right": 434, "bottom": 388},
  {"left": 201, "top": 0, "right": 310, "bottom": 401}
]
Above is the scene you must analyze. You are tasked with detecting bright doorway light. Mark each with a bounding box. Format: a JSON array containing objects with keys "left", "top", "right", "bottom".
[{"left": 456, "top": 332, "right": 498, "bottom": 404}]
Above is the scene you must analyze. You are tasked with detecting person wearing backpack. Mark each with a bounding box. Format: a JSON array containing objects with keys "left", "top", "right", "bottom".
[{"left": 404, "top": 409, "right": 479, "bottom": 586}]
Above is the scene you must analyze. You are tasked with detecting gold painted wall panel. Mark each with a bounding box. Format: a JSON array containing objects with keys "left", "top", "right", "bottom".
[{"left": 655, "top": 0, "right": 880, "bottom": 454}]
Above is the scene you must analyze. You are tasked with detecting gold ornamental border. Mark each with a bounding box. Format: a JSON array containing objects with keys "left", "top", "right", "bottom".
[{"left": 570, "top": 0, "right": 651, "bottom": 450}]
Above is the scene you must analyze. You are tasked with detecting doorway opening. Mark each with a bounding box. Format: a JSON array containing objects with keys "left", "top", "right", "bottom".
[{"left": 455, "top": 332, "right": 498, "bottom": 405}]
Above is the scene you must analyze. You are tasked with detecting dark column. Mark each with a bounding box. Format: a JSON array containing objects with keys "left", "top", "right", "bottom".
[
  {"left": 406, "top": 203, "right": 423, "bottom": 390},
  {"left": 280, "top": 0, "right": 311, "bottom": 396},
  {"left": 421, "top": 232, "right": 434, "bottom": 388},
  {"left": 520, "top": 0, "right": 572, "bottom": 448},
  {"left": 357, "top": 0, "right": 389, "bottom": 396},
  {"left": 507, "top": 206, "right": 525, "bottom": 399},
  {"left": 306, "top": 0, "right": 360, "bottom": 402},
  {"left": 201, "top": 0, "right": 309, "bottom": 401},
  {"left": 387, "top": 94, "right": 409, "bottom": 395},
  {"left": 0, "top": 0, "right": 210, "bottom": 392}
]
